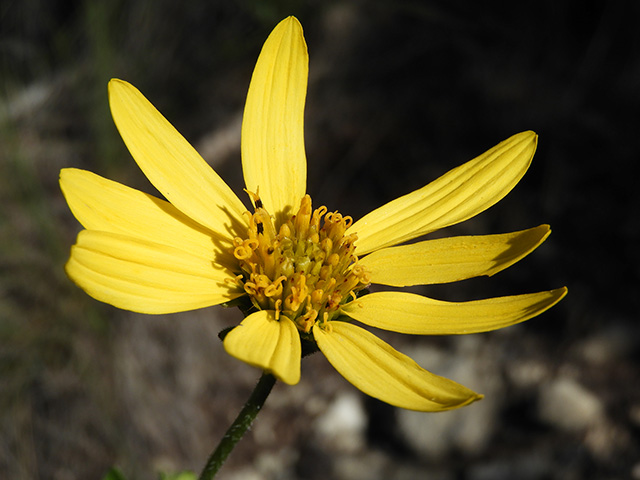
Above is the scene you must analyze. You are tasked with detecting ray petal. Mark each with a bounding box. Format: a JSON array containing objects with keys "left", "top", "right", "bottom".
[
  {"left": 313, "top": 321, "right": 482, "bottom": 411},
  {"left": 241, "top": 16, "right": 308, "bottom": 223},
  {"left": 60, "top": 168, "right": 235, "bottom": 267},
  {"left": 66, "top": 230, "right": 242, "bottom": 314},
  {"left": 341, "top": 288, "right": 568, "bottom": 335},
  {"left": 349, "top": 131, "right": 538, "bottom": 254},
  {"left": 108, "top": 79, "right": 247, "bottom": 237},
  {"left": 361, "top": 225, "right": 550, "bottom": 287},
  {"left": 223, "top": 311, "right": 301, "bottom": 385}
]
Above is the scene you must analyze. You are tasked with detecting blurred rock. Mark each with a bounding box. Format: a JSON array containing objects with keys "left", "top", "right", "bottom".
[
  {"left": 572, "top": 325, "right": 637, "bottom": 365},
  {"left": 537, "top": 377, "right": 604, "bottom": 432},
  {"left": 467, "top": 452, "right": 553, "bottom": 480},
  {"left": 396, "top": 337, "right": 504, "bottom": 458},
  {"left": 254, "top": 449, "right": 298, "bottom": 479},
  {"left": 393, "top": 464, "right": 455, "bottom": 480},
  {"left": 331, "top": 450, "right": 387, "bottom": 480},
  {"left": 584, "top": 418, "right": 630, "bottom": 461},
  {"left": 314, "top": 392, "right": 367, "bottom": 454},
  {"left": 629, "top": 404, "right": 640, "bottom": 427},
  {"left": 507, "top": 357, "right": 551, "bottom": 389},
  {"left": 222, "top": 467, "right": 264, "bottom": 480}
]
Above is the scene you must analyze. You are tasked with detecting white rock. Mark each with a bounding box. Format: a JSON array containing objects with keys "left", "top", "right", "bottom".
[
  {"left": 223, "top": 468, "right": 264, "bottom": 480},
  {"left": 332, "top": 450, "right": 388, "bottom": 480},
  {"left": 507, "top": 359, "right": 549, "bottom": 389},
  {"left": 315, "top": 392, "right": 367, "bottom": 453},
  {"left": 573, "top": 326, "right": 635, "bottom": 365},
  {"left": 537, "top": 377, "right": 604, "bottom": 432},
  {"left": 396, "top": 338, "right": 503, "bottom": 458}
]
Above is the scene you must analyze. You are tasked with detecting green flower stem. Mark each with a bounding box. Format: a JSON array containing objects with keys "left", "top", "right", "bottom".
[{"left": 198, "top": 372, "right": 276, "bottom": 480}]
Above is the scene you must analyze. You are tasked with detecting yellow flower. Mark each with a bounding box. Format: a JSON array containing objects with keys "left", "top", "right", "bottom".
[{"left": 60, "top": 17, "right": 566, "bottom": 412}]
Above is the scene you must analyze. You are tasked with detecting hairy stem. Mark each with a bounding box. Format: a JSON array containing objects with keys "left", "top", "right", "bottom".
[{"left": 198, "top": 372, "right": 276, "bottom": 480}]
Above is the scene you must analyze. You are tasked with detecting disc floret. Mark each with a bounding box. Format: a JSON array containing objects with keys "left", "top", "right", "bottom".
[{"left": 232, "top": 194, "right": 371, "bottom": 333}]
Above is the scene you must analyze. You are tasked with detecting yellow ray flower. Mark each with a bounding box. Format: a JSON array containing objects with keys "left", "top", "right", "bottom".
[{"left": 61, "top": 16, "right": 566, "bottom": 411}]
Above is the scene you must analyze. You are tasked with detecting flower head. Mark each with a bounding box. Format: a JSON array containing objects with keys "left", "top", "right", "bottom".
[{"left": 61, "top": 17, "right": 566, "bottom": 411}]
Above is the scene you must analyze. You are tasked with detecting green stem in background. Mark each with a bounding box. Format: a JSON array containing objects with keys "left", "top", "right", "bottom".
[{"left": 198, "top": 372, "right": 276, "bottom": 480}]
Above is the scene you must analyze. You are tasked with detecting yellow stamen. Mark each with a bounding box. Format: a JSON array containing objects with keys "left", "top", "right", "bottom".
[{"left": 232, "top": 192, "right": 370, "bottom": 332}]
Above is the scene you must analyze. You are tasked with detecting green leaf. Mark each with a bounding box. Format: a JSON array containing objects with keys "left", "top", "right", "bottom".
[
  {"left": 159, "top": 472, "right": 197, "bottom": 480},
  {"left": 102, "top": 468, "right": 127, "bottom": 480}
]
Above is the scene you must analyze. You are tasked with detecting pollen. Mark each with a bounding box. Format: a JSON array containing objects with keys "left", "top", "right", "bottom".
[{"left": 232, "top": 193, "right": 371, "bottom": 333}]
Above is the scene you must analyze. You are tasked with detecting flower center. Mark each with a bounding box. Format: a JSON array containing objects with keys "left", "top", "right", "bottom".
[{"left": 232, "top": 193, "right": 371, "bottom": 333}]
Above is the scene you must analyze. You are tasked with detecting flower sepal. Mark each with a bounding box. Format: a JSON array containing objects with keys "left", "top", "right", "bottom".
[{"left": 220, "top": 294, "right": 258, "bottom": 316}]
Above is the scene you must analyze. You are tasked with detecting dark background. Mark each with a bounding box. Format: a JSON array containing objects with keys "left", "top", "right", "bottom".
[{"left": 2, "top": 1, "right": 638, "bottom": 479}]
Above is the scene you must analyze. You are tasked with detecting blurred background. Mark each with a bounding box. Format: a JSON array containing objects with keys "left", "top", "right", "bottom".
[{"left": 1, "top": 0, "right": 639, "bottom": 479}]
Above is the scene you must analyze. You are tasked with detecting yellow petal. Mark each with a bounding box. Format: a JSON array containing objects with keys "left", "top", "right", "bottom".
[
  {"left": 108, "top": 79, "right": 247, "bottom": 238},
  {"left": 66, "top": 230, "right": 242, "bottom": 314},
  {"left": 241, "top": 16, "right": 308, "bottom": 223},
  {"left": 341, "top": 288, "right": 567, "bottom": 335},
  {"left": 223, "top": 311, "right": 301, "bottom": 385},
  {"left": 349, "top": 131, "right": 538, "bottom": 254},
  {"left": 361, "top": 225, "right": 550, "bottom": 287},
  {"left": 313, "top": 322, "right": 482, "bottom": 411},
  {"left": 60, "top": 168, "right": 235, "bottom": 267}
]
